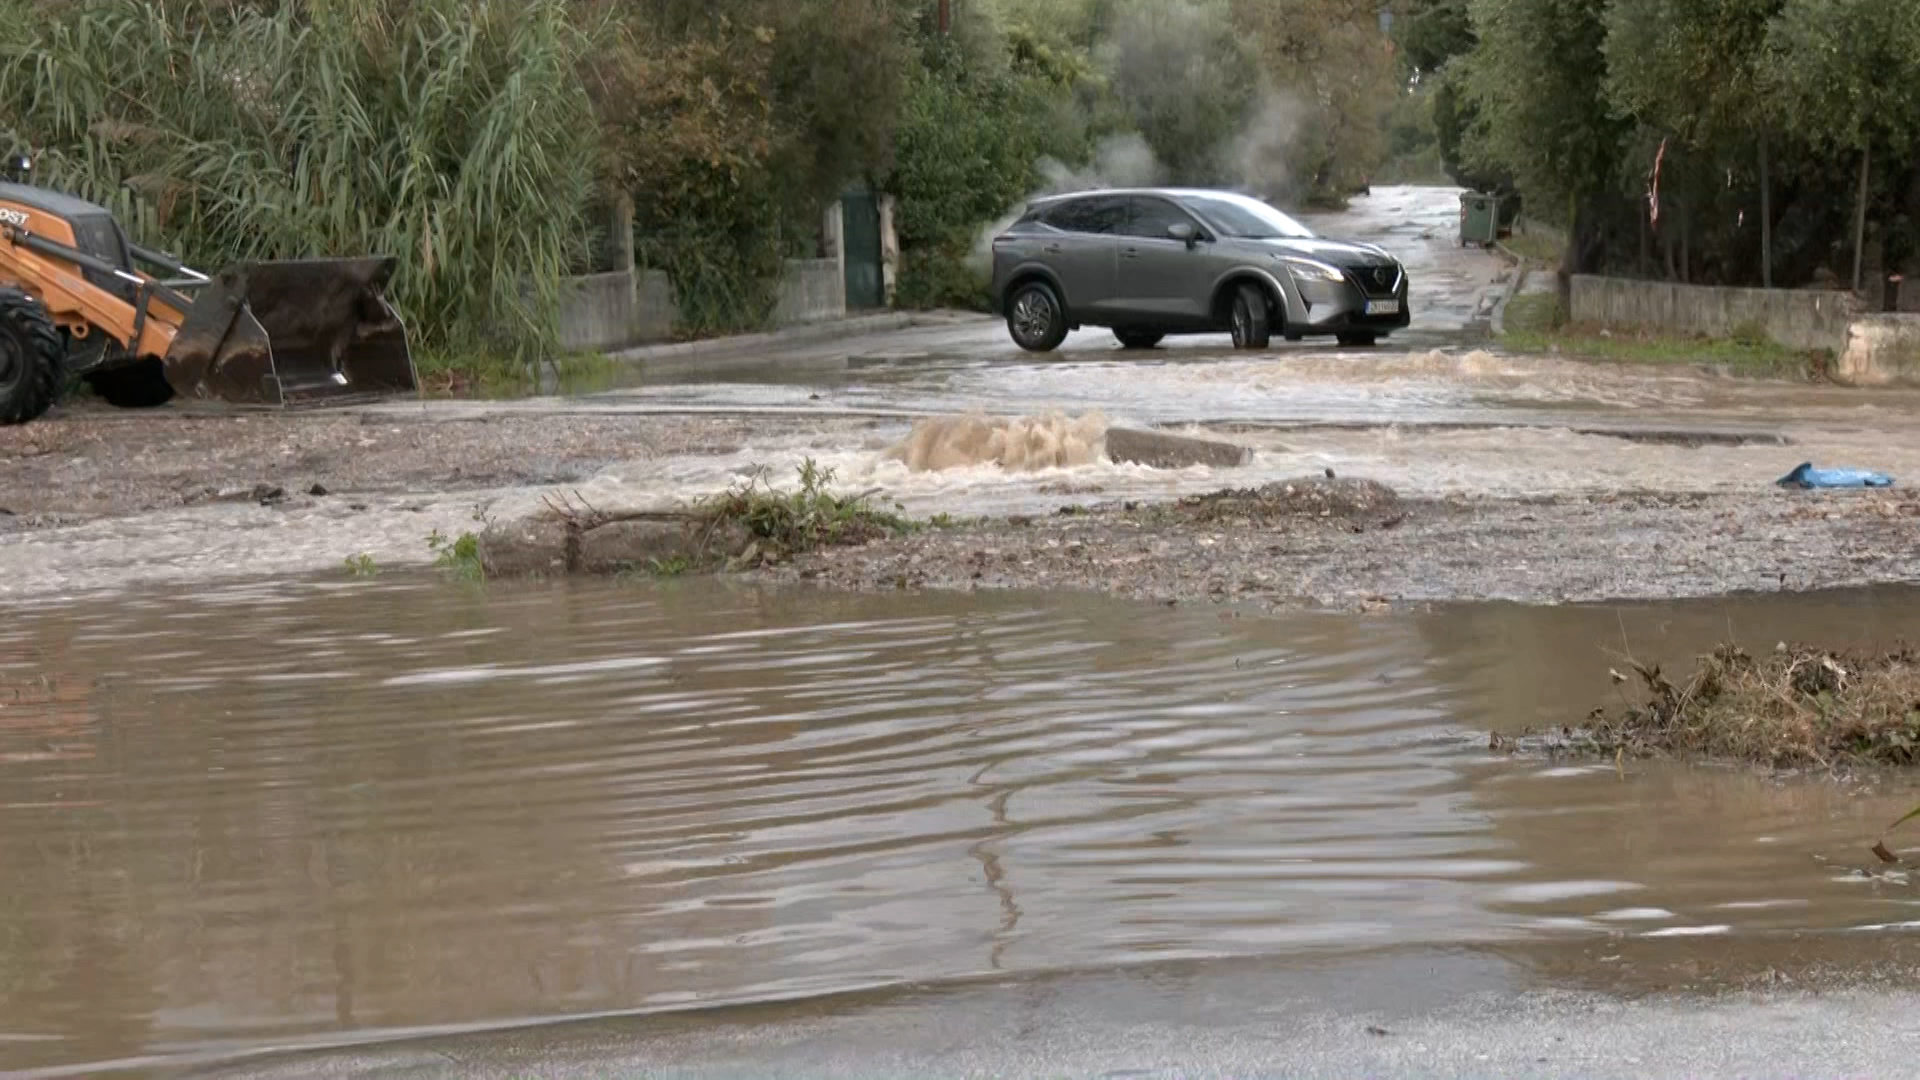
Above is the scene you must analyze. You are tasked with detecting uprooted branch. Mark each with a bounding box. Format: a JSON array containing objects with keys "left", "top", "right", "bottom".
[{"left": 1538, "top": 643, "right": 1920, "bottom": 770}]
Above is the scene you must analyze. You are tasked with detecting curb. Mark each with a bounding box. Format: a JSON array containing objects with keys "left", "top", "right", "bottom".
[
  {"left": 1489, "top": 260, "right": 1529, "bottom": 338},
  {"left": 604, "top": 310, "right": 988, "bottom": 366}
]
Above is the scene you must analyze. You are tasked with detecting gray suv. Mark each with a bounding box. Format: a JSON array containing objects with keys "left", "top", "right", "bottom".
[{"left": 989, "top": 188, "right": 1410, "bottom": 352}]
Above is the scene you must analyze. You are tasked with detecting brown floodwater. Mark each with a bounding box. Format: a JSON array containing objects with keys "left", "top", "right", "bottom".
[{"left": 4, "top": 578, "right": 1920, "bottom": 1076}]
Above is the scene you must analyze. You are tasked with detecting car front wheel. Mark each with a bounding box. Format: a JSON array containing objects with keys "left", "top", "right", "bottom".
[
  {"left": 1007, "top": 282, "right": 1069, "bottom": 353},
  {"left": 1228, "top": 283, "right": 1272, "bottom": 350}
]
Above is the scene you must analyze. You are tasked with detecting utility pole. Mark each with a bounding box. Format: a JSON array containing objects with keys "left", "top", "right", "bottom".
[{"left": 937, "top": 0, "right": 951, "bottom": 34}]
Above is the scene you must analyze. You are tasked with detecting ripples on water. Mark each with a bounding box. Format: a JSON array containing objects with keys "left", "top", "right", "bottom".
[{"left": 4, "top": 579, "right": 1920, "bottom": 1073}]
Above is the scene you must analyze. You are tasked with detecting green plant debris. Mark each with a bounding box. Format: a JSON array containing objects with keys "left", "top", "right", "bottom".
[
  {"left": 1497, "top": 643, "right": 1920, "bottom": 770},
  {"left": 647, "top": 555, "right": 695, "bottom": 578},
  {"left": 428, "top": 530, "right": 485, "bottom": 582},
  {"left": 343, "top": 553, "right": 379, "bottom": 578},
  {"left": 695, "top": 458, "right": 915, "bottom": 560}
]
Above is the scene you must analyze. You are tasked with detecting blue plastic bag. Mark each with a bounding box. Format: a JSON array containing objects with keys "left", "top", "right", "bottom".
[{"left": 1776, "top": 462, "right": 1895, "bottom": 489}]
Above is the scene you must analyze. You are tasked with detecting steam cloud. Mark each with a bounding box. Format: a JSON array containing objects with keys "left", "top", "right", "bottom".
[{"left": 968, "top": 0, "right": 1308, "bottom": 274}]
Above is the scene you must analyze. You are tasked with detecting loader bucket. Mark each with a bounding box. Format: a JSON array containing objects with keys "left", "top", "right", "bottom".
[{"left": 163, "top": 257, "right": 417, "bottom": 408}]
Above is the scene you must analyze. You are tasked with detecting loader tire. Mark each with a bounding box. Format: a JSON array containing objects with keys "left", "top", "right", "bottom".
[
  {"left": 0, "top": 288, "right": 64, "bottom": 426},
  {"left": 87, "top": 358, "right": 177, "bottom": 410}
]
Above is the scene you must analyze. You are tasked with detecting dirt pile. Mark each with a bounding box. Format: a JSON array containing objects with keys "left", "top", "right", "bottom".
[{"left": 1162, "top": 475, "right": 1403, "bottom": 528}]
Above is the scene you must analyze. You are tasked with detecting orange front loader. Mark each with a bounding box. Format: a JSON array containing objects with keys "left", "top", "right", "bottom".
[{"left": 0, "top": 178, "right": 417, "bottom": 425}]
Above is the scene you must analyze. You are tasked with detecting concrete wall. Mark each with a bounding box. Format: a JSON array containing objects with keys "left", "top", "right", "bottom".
[
  {"left": 878, "top": 194, "right": 900, "bottom": 306},
  {"left": 1836, "top": 314, "right": 1920, "bottom": 387},
  {"left": 555, "top": 259, "right": 849, "bottom": 353},
  {"left": 772, "top": 258, "right": 846, "bottom": 326},
  {"left": 1569, "top": 275, "right": 1859, "bottom": 353},
  {"left": 552, "top": 197, "right": 880, "bottom": 352},
  {"left": 553, "top": 270, "right": 674, "bottom": 353}
]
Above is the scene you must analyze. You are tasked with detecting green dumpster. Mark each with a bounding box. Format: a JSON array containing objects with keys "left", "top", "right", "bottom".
[{"left": 1459, "top": 192, "right": 1500, "bottom": 247}]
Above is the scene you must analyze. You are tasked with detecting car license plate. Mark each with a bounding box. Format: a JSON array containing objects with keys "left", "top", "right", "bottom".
[{"left": 1365, "top": 299, "right": 1400, "bottom": 316}]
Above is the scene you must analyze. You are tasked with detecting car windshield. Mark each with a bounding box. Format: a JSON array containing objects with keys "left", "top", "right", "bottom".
[{"left": 1179, "top": 194, "right": 1316, "bottom": 240}]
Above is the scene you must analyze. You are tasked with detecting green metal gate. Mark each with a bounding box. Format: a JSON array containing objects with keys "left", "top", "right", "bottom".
[{"left": 841, "top": 188, "right": 884, "bottom": 310}]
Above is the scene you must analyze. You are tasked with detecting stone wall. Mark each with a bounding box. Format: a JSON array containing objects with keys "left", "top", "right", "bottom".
[
  {"left": 772, "top": 258, "right": 846, "bottom": 326},
  {"left": 555, "top": 260, "right": 848, "bottom": 353},
  {"left": 1569, "top": 275, "right": 1859, "bottom": 353},
  {"left": 552, "top": 270, "right": 675, "bottom": 353},
  {"left": 555, "top": 200, "right": 863, "bottom": 353},
  {"left": 1836, "top": 315, "right": 1920, "bottom": 387}
]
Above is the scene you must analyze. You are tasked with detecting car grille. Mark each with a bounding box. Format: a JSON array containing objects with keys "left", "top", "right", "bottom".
[{"left": 1345, "top": 264, "right": 1403, "bottom": 299}]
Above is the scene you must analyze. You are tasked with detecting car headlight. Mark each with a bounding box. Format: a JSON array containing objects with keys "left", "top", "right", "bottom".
[{"left": 1279, "top": 256, "right": 1346, "bottom": 283}]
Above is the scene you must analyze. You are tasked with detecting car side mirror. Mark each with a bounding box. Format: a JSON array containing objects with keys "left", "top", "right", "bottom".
[{"left": 1167, "top": 222, "right": 1198, "bottom": 248}]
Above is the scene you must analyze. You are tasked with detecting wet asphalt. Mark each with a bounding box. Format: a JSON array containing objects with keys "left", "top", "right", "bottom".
[{"left": 181, "top": 942, "right": 1920, "bottom": 1079}]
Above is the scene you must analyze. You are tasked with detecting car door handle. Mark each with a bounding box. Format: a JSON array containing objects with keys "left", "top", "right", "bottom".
[
  {"left": 1043, "top": 244, "right": 1063, "bottom": 255},
  {"left": 1121, "top": 248, "right": 1141, "bottom": 259}
]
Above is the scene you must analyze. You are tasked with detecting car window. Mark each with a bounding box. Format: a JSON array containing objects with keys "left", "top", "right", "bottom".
[
  {"left": 1179, "top": 193, "right": 1316, "bottom": 240},
  {"left": 1123, "top": 197, "right": 1197, "bottom": 239},
  {"left": 1045, "top": 196, "right": 1128, "bottom": 235}
]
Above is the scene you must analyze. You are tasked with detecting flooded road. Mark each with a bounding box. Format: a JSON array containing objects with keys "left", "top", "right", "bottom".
[
  {"left": 377, "top": 183, "right": 1920, "bottom": 522},
  {"left": 8, "top": 184, "right": 1919, "bottom": 598},
  {"left": 8, "top": 578, "right": 1920, "bottom": 1076}
]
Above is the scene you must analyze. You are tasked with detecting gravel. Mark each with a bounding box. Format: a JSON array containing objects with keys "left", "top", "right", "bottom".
[
  {"left": 0, "top": 406, "right": 849, "bottom": 523},
  {"left": 771, "top": 483, "right": 1920, "bottom": 611},
  {"left": 6, "top": 408, "right": 1918, "bottom": 611}
]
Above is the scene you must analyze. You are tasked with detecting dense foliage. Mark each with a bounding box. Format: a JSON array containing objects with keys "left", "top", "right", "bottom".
[
  {"left": 0, "top": 0, "right": 1413, "bottom": 354},
  {"left": 0, "top": 0, "right": 601, "bottom": 361},
  {"left": 1394, "top": 0, "right": 1920, "bottom": 293}
]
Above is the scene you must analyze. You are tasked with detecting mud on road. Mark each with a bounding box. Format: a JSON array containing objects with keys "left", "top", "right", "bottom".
[
  {"left": 5, "top": 402, "right": 1920, "bottom": 609},
  {"left": 0, "top": 406, "right": 871, "bottom": 526},
  {"left": 773, "top": 481, "right": 1920, "bottom": 612}
]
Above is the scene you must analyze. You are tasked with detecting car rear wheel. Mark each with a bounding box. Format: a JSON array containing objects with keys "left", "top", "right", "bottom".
[
  {"left": 1007, "top": 282, "right": 1068, "bottom": 353},
  {"left": 1114, "top": 329, "right": 1164, "bottom": 350},
  {"left": 1228, "top": 283, "right": 1271, "bottom": 350},
  {"left": 1337, "top": 331, "right": 1378, "bottom": 348}
]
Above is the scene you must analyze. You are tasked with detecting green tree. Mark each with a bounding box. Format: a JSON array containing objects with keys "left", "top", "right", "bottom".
[
  {"left": 1390, "top": 0, "right": 1509, "bottom": 196},
  {"left": 1392, "top": 0, "right": 1472, "bottom": 77},
  {"left": 1100, "top": 0, "right": 1258, "bottom": 184},
  {"left": 1462, "top": 0, "right": 1630, "bottom": 301},
  {"left": 887, "top": 24, "right": 1080, "bottom": 308},
  {"left": 587, "top": 16, "right": 786, "bottom": 332},
  {"left": 762, "top": 0, "right": 916, "bottom": 222},
  {"left": 1760, "top": 0, "right": 1920, "bottom": 291},
  {"left": 1604, "top": 0, "right": 1782, "bottom": 284},
  {"left": 1232, "top": 0, "right": 1400, "bottom": 201}
]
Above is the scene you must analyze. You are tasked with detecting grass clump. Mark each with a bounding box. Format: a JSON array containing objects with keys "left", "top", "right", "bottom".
[
  {"left": 1502, "top": 291, "right": 1563, "bottom": 335},
  {"left": 1570, "top": 644, "right": 1920, "bottom": 769},
  {"left": 694, "top": 459, "right": 915, "bottom": 562},
  {"left": 1502, "top": 229, "right": 1566, "bottom": 266},
  {"left": 428, "top": 529, "right": 485, "bottom": 582}
]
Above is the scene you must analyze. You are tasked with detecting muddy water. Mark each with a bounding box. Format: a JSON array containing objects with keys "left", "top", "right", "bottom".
[
  {"left": 489, "top": 381, "right": 1920, "bottom": 524},
  {"left": 5, "top": 580, "right": 1920, "bottom": 1075}
]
